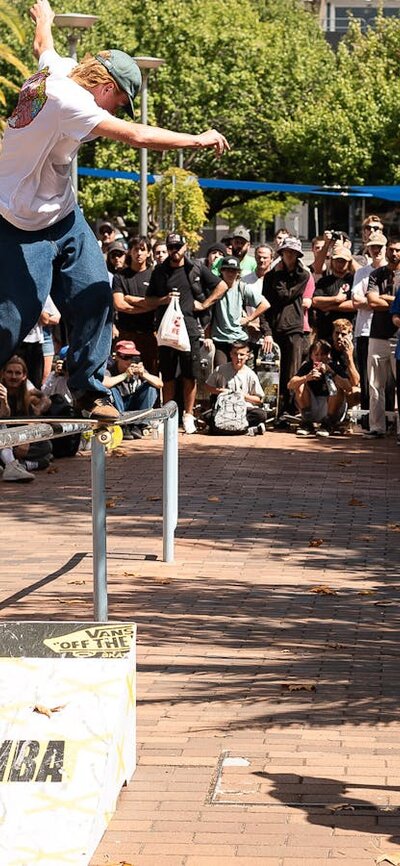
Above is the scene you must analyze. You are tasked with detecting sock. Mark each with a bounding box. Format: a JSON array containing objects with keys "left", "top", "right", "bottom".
[
  {"left": 0, "top": 448, "right": 15, "bottom": 466},
  {"left": 24, "top": 460, "right": 38, "bottom": 471}
]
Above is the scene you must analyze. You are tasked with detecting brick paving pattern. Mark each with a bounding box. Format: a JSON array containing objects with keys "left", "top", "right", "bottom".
[{"left": 1, "top": 428, "right": 400, "bottom": 865}]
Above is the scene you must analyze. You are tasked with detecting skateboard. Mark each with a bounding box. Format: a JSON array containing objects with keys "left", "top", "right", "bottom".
[
  {"left": 0, "top": 409, "right": 153, "bottom": 447},
  {"left": 256, "top": 342, "right": 281, "bottom": 421},
  {"left": 196, "top": 340, "right": 215, "bottom": 408}
]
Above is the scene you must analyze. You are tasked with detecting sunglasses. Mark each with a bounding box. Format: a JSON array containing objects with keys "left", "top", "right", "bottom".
[
  {"left": 117, "top": 353, "right": 140, "bottom": 361},
  {"left": 366, "top": 224, "right": 381, "bottom": 231},
  {"left": 167, "top": 244, "right": 182, "bottom": 252},
  {"left": 110, "top": 251, "right": 125, "bottom": 257}
]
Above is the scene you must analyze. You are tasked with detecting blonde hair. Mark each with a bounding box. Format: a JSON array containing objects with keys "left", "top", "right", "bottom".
[
  {"left": 69, "top": 51, "right": 123, "bottom": 92},
  {"left": 333, "top": 318, "right": 353, "bottom": 334}
]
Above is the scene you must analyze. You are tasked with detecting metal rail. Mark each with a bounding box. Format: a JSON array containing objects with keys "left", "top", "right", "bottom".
[{"left": 0, "top": 402, "right": 179, "bottom": 621}]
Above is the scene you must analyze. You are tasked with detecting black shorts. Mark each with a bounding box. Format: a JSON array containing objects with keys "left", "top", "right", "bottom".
[{"left": 159, "top": 336, "right": 201, "bottom": 381}]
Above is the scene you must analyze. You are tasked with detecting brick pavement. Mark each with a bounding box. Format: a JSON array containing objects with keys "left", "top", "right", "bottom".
[{"left": 1, "top": 427, "right": 400, "bottom": 866}]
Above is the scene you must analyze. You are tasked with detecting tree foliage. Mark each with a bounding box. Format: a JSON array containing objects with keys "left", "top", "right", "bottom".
[
  {"left": 0, "top": 1, "right": 30, "bottom": 124},
  {"left": 148, "top": 167, "right": 208, "bottom": 249}
]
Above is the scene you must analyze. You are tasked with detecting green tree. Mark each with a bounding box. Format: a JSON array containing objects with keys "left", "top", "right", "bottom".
[
  {"left": 221, "top": 194, "right": 301, "bottom": 233},
  {"left": 148, "top": 167, "right": 208, "bottom": 250}
]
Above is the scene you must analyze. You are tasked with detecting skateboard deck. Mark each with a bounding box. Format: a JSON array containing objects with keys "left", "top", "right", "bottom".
[
  {"left": 0, "top": 410, "right": 153, "bottom": 447},
  {"left": 257, "top": 342, "right": 281, "bottom": 421},
  {"left": 196, "top": 341, "right": 215, "bottom": 408}
]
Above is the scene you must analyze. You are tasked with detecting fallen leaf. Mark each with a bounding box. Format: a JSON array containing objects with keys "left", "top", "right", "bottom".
[
  {"left": 376, "top": 854, "right": 400, "bottom": 865},
  {"left": 208, "top": 496, "right": 220, "bottom": 502},
  {"left": 328, "top": 803, "right": 355, "bottom": 813},
  {"left": 264, "top": 512, "right": 276, "bottom": 518},
  {"left": 106, "top": 498, "right": 118, "bottom": 508},
  {"left": 308, "top": 538, "right": 325, "bottom": 547},
  {"left": 123, "top": 572, "right": 138, "bottom": 577},
  {"left": 283, "top": 683, "right": 316, "bottom": 692},
  {"left": 326, "top": 642, "right": 346, "bottom": 650},
  {"left": 388, "top": 523, "right": 400, "bottom": 532},
  {"left": 67, "top": 580, "right": 86, "bottom": 585},
  {"left": 50, "top": 705, "right": 66, "bottom": 713},
  {"left": 310, "top": 585, "right": 337, "bottom": 595},
  {"left": 33, "top": 704, "right": 52, "bottom": 718},
  {"left": 155, "top": 577, "right": 172, "bottom": 585},
  {"left": 57, "top": 598, "right": 81, "bottom": 605},
  {"left": 348, "top": 497, "right": 366, "bottom": 507},
  {"left": 46, "top": 466, "right": 59, "bottom": 474},
  {"left": 146, "top": 495, "right": 161, "bottom": 502},
  {"left": 358, "top": 590, "right": 375, "bottom": 596},
  {"left": 289, "top": 512, "right": 309, "bottom": 519}
]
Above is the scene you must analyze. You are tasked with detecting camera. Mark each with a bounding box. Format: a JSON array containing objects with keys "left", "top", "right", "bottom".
[{"left": 330, "top": 230, "right": 343, "bottom": 242}]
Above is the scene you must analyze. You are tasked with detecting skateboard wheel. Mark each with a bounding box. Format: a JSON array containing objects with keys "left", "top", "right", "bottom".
[{"left": 97, "top": 430, "right": 112, "bottom": 446}]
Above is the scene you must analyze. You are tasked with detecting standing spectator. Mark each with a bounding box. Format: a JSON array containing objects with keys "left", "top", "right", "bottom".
[
  {"left": 273, "top": 228, "right": 289, "bottom": 254},
  {"left": 390, "top": 289, "right": 400, "bottom": 445},
  {"left": 231, "top": 226, "right": 256, "bottom": 276},
  {"left": 221, "top": 235, "right": 233, "bottom": 255},
  {"left": 312, "top": 245, "right": 355, "bottom": 343},
  {"left": 351, "top": 232, "right": 387, "bottom": 424},
  {"left": 261, "top": 237, "right": 309, "bottom": 418},
  {"left": 365, "top": 237, "right": 400, "bottom": 439},
  {"left": 243, "top": 244, "right": 274, "bottom": 363},
  {"left": 105, "top": 241, "right": 127, "bottom": 285},
  {"left": 357, "top": 215, "right": 384, "bottom": 262},
  {"left": 112, "top": 236, "right": 158, "bottom": 374},
  {"left": 147, "top": 232, "right": 228, "bottom": 433},
  {"left": 153, "top": 240, "right": 168, "bottom": 265},
  {"left": 198, "top": 255, "right": 268, "bottom": 366},
  {"left": 17, "top": 294, "right": 60, "bottom": 389},
  {"left": 203, "top": 241, "right": 227, "bottom": 270},
  {"left": 98, "top": 221, "right": 126, "bottom": 255}
]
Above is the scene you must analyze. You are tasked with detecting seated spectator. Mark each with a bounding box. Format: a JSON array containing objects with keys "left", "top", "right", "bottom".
[
  {"left": 103, "top": 340, "right": 162, "bottom": 439},
  {"left": 205, "top": 341, "right": 266, "bottom": 435},
  {"left": 42, "top": 346, "right": 73, "bottom": 404},
  {"left": 0, "top": 355, "right": 52, "bottom": 480},
  {"left": 312, "top": 244, "right": 355, "bottom": 343},
  {"left": 289, "top": 321, "right": 360, "bottom": 438}
]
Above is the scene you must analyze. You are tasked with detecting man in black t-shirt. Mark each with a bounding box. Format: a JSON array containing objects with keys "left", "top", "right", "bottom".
[
  {"left": 147, "top": 232, "right": 227, "bottom": 433},
  {"left": 365, "top": 238, "right": 400, "bottom": 438},
  {"left": 113, "top": 236, "right": 159, "bottom": 373},
  {"left": 312, "top": 245, "right": 355, "bottom": 343}
]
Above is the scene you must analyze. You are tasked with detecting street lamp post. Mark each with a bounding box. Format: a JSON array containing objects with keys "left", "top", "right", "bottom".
[
  {"left": 54, "top": 13, "right": 98, "bottom": 197},
  {"left": 133, "top": 56, "right": 165, "bottom": 237}
]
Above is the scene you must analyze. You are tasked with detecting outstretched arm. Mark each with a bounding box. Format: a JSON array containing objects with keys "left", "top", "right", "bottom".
[
  {"left": 93, "top": 116, "right": 230, "bottom": 156},
  {"left": 30, "top": 0, "right": 54, "bottom": 59}
]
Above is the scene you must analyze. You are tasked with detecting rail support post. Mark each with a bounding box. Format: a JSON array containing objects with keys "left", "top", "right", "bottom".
[
  {"left": 91, "top": 436, "right": 108, "bottom": 621},
  {"left": 163, "top": 407, "right": 178, "bottom": 563}
]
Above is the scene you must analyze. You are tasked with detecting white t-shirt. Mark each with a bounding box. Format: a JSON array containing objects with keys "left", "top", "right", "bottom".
[
  {"left": 351, "top": 264, "right": 374, "bottom": 338},
  {"left": 207, "top": 361, "right": 264, "bottom": 401},
  {"left": 0, "top": 50, "right": 109, "bottom": 230}
]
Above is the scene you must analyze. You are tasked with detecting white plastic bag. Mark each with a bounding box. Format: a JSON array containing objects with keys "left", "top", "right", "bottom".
[{"left": 156, "top": 295, "right": 191, "bottom": 352}]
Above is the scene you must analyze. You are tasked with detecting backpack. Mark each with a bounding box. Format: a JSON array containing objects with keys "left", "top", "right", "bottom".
[{"left": 213, "top": 391, "right": 248, "bottom": 434}]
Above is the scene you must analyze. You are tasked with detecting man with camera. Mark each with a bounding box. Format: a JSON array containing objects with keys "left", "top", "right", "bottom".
[
  {"left": 289, "top": 320, "right": 359, "bottom": 437},
  {"left": 312, "top": 244, "right": 356, "bottom": 343},
  {"left": 103, "top": 340, "right": 162, "bottom": 439}
]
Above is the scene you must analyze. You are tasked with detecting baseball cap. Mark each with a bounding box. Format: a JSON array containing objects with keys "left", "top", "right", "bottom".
[
  {"left": 366, "top": 231, "right": 387, "bottom": 247},
  {"left": 115, "top": 340, "right": 140, "bottom": 356},
  {"left": 331, "top": 244, "right": 352, "bottom": 261},
  {"left": 220, "top": 255, "right": 241, "bottom": 270},
  {"left": 277, "top": 237, "right": 304, "bottom": 257},
  {"left": 107, "top": 241, "right": 127, "bottom": 255},
  {"left": 96, "top": 50, "right": 142, "bottom": 118},
  {"left": 99, "top": 221, "right": 114, "bottom": 234},
  {"left": 206, "top": 242, "right": 226, "bottom": 256},
  {"left": 232, "top": 226, "right": 250, "bottom": 242},
  {"left": 165, "top": 232, "right": 186, "bottom": 246}
]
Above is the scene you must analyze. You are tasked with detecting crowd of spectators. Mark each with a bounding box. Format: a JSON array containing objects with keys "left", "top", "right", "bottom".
[{"left": 1, "top": 214, "right": 400, "bottom": 482}]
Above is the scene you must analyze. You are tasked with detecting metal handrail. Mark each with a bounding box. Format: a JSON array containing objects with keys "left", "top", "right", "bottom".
[{"left": 0, "top": 402, "right": 179, "bottom": 621}]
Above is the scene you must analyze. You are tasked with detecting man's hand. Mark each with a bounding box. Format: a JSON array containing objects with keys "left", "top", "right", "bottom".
[
  {"left": 132, "top": 362, "right": 145, "bottom": 379},
  {"left": 195, "top": 129, "right": 230, "bottom": 156},
  {"left": 31, "top": 0, "right": 54, "bottom": 58},
  {"left": 193, "top": 299, "right": 204, "bottom": 312},
  {"left": 263, "top": 335, "right": 273, "bottom": 353},
  {"left": 0, "top": 383, "right": 8, "bottom": 402}
]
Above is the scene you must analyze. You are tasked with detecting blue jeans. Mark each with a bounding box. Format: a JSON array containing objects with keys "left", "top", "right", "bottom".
[
  {"left": 110, "top": 381, "right": 157, "bottom": 416},
  {"left": 0, "top": 206, "right": 112, "bottom": 397}
]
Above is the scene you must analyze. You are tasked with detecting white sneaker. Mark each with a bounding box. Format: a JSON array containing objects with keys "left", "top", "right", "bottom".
[
  {"left": 2, "top": 460, "right": 35, "bottom": 482},
  {"left": 182, "top": 412, "right": 197, "bottom": 434}
]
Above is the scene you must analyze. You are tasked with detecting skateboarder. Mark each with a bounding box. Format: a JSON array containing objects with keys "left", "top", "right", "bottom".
[{"left": 0, "top": 0, "right": 229, "bottom": 420}]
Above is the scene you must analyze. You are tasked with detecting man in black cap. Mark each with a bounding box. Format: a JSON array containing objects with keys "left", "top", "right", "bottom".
[
  {"left": 147, "top": 233, "right": 228, "bottom": 433},
  {"left": 0, "top": 0, "right": 229, "bottom": 421}
]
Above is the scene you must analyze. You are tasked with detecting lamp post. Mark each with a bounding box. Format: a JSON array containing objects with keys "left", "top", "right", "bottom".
[
  {"left": 54, "top": 13, "right": 98, "bottom": 197},
  {"left": 133, "top": 56, "right": 165, "bottom": 237}
]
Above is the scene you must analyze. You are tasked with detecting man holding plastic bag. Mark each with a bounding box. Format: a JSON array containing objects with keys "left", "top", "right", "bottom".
[{"left": 147, "top": 233, "right": 227, "bottom": 433}]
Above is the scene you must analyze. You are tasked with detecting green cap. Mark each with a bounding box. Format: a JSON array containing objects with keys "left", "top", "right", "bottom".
[{"left": 96, "top": 50, "right": 142, "bottom": 118}]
